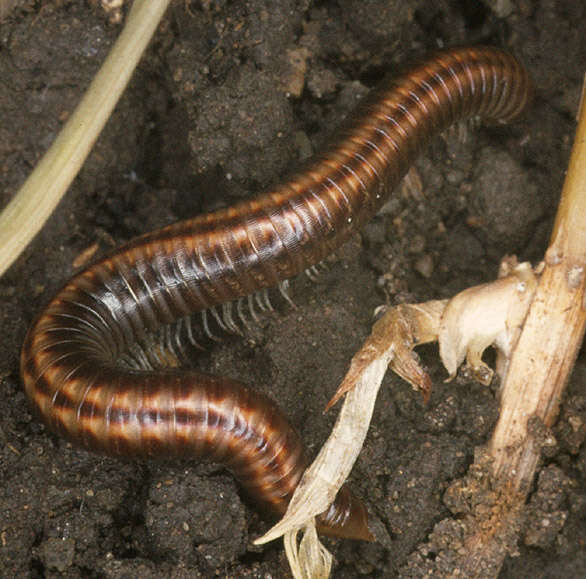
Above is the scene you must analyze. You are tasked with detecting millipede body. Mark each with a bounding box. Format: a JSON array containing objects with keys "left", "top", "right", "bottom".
[{"left": 21, "top": 46, "right": 531, "bottom": 541}]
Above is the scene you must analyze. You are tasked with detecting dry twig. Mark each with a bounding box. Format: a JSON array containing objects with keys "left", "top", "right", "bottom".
[{"left": 452, "top": 74, "right": 586, "bottom": 576}]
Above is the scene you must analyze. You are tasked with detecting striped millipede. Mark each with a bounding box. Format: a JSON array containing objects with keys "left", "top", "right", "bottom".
[{"left": 21, "top": 46, "right": 531, "bottom": 542}]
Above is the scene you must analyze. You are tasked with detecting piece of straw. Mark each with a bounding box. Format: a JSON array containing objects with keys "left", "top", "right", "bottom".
[
  {"left": 0, "top": 0, "right": 171, "bottom": 277},
  {"left": 488, "top": 75, "right": 586, "bottom": 489},
  {"left": 439, "top": 75, "right": 586, "bottom": 578}
]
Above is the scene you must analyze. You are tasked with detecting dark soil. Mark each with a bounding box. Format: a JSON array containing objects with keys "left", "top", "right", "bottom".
[{"left": 1, "top": 1, "right": 584, "bottom": 577}]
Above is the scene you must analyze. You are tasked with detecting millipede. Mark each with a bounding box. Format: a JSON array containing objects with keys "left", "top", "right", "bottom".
[{"left": 21, "top": 45, "right": 531, "bottom": 541}]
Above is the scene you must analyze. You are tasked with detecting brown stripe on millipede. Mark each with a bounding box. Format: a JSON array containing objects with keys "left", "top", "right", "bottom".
[{"left": 21, "top": 46, "right": 531, "bottom": 542}]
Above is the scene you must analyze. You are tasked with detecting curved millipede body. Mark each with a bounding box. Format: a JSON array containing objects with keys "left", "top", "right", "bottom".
[{"left": 21, "top": 46, "right": 531, "bottom": 541}]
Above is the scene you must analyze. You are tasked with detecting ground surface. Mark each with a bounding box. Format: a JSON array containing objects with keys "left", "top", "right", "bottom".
[{"left": 0, "top": 1, "right": 584, "bottom": 577}]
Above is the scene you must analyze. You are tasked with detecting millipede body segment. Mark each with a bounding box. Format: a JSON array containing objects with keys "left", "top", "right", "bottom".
[{"left": 21, "top": 46, "right": 531, "bottom": 541}]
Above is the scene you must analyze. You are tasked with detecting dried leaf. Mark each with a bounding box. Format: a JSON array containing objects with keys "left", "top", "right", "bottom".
[{"left": 438, "top": 261, "right": 538, "bottom": 383}]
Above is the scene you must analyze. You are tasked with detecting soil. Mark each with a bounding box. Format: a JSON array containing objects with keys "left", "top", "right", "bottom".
[{"left": 0, "top": 1, "right": 584, "bottom": 577}]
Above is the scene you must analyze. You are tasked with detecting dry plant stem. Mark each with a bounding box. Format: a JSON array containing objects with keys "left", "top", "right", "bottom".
[
  {"left": 0, "top": 0, "right": 171, "bottom": 278},
  {"left": 457, "top": 77, "right": 586, "bottom": 575},
  {"left": 488, "top": 78, "right": 586, "bottom": 489}
]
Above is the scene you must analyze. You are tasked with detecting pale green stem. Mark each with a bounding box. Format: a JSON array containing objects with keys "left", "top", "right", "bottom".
[{"left": 0, "top": 0, "right": 171, "bottom": 277}]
